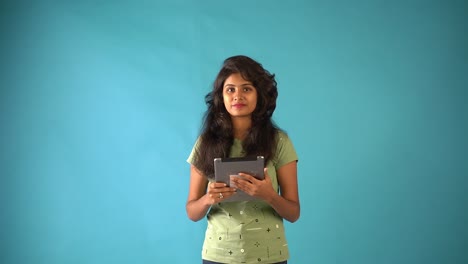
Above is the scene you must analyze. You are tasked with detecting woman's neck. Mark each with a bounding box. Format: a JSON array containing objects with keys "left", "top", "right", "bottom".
[{"left": 232, "top": 117, "right": 251, "bottom": 140}]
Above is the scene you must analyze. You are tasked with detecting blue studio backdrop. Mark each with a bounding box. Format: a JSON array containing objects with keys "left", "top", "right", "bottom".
[{"left": 1, "top": 1, "right": 467, "bottom": 264}]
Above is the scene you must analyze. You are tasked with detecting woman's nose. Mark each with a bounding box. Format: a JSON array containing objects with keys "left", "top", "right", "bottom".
[{"left": 233, "top": 90, "right": 243, "bottom": 100}]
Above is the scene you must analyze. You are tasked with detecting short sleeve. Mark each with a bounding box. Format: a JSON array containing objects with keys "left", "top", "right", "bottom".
[
  {"left": 274, "top": 132, "right": 299, "bottom": 169},
  {"left": 186, "top": 137, "right": 200, "bottom": 165}
]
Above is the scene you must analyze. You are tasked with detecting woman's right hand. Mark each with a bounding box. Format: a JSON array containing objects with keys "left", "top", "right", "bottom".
[
  {"left": 187, "top": 165, "right": 237, "bottom": 221},
  {"left": 206, "top": 182, "right": 237, "bottom": 204}
]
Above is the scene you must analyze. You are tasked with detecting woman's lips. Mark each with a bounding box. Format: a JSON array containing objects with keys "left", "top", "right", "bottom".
[{"left": 232, "top": 103, "right": 246, "bottom": 109}]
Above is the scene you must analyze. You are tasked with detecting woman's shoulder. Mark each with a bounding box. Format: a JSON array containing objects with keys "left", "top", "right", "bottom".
[
  {"left": 273, "top": 130, "right": 296, "bottom": 152},
  {"left": 272, "top": 129, "right": 298, "bottom": 166},
  {"left": 275, "top": 130, "right": 291, "bottom": 141}
]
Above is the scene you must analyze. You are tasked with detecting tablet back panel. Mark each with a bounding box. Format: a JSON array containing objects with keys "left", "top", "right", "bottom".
[{"left": 214, "top": 156, "right": 264, "bottom": 202}]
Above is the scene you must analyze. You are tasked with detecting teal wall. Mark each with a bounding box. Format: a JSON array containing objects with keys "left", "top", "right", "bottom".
[{"left": 2, "top": 1, "right": 467, "bottom": 263}]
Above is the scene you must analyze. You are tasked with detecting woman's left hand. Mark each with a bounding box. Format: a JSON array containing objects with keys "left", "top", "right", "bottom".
[{"left": 230, "top": 168, "right": 276, "bottom": 201}]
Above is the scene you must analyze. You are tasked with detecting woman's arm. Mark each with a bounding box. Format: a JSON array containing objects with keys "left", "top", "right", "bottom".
[
  {"left": 186, "top": 165, "right": 237, "bottom": 221},
  {"left": 268, "top": 161, "right": 300, "bottom": 222}
]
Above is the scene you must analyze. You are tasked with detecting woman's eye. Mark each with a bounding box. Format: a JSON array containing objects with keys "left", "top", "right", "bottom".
[{"left": 227, "top": 88, "right": 235, "bottom": 93}]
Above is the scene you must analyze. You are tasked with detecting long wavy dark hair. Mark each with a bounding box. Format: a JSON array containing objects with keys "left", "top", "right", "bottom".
[{"left": 192, "top": 55, "right": 282, "bottom": 178}]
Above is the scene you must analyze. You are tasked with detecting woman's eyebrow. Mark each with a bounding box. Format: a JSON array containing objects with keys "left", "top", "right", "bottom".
[{"left": 224, "top": 83, "right": 253, "bottom": 87}]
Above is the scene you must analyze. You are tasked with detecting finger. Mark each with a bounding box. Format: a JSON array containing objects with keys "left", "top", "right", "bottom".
[
  {"left": 210, "top": 189, "right": 236, "bottom": 201},
  {"left": 230, "top": 179, "right": 250, "bottom": 193},
  {"left": 237, "top": 173, "right": 258, "bottom": 183},
  {"left": 209, "top": 186, "right": 236, "bottom": 196},
  {"left": 230, "top": 176, "right": 249, "bottom": 190},
  {"left": 216, "top": 186, "right": 237, "bottom": 192},
  {"left": 210, "top": 182, "right": 228, "bottom": 188},
  {"left": 220, "top": 190, "right": 236, "bottom": 199}
]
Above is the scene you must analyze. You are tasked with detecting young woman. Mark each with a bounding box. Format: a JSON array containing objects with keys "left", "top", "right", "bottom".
[{"left": 186, "top": 55, "right": 300, "bottom": 264}]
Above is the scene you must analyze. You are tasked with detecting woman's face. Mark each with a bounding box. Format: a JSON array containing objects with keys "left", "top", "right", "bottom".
[{"left": 222, "top": 73, "right": 258, "bottom": 119}]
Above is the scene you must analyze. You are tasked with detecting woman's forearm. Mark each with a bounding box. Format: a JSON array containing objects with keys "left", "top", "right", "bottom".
[
  {"left": 186, "top": 194, "right": 211, "bottom": 222},
  {"left": 266, "top": 193, "right": 300, "bottom": 223}
]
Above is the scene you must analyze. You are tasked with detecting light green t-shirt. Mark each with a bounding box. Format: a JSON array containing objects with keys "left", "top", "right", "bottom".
[{"left": 187, "top": 132, "right": 298, "bottom": 264}]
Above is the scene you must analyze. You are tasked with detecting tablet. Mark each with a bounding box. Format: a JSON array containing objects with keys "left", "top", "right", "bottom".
[{"left": 214, "top": 156, "right": 265, "bottom": 202}]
